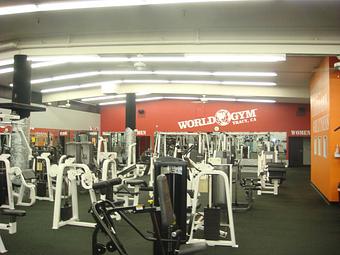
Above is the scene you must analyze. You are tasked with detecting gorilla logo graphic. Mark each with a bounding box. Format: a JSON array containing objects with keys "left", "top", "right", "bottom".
[{"left": 215, "top": 109, "right": 231, "bottom": 126}]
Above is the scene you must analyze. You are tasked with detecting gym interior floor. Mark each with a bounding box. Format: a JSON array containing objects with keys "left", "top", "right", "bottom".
[{"left": 1, "top": 167, "right": 340, "bottom": 255}]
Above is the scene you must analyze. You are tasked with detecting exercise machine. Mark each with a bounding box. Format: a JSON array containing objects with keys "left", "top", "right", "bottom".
[
  {"left": 90, "top": 175, "right": 207, "bottom": 255},
  {"left": 52, "top": 157, "right": 97, "bottom": 229},
  {"left": 257, "top": 151, "right": 287, "bottom": 195}
]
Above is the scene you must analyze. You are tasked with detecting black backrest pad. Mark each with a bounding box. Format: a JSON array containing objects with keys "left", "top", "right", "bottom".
[{"left": 156, "top": 174, "right": 176, "bottom": 228}]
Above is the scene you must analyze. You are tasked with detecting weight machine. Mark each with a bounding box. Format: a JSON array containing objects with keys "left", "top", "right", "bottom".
[
  {"left": 185, "top": 158, "right": 238, "bottom": 247},
  {"left": 257, "top": 151, "right": 287, "bottom": 196},
  {"left": 52, "top": 157, "right": 97, "bottom": 229},
  {"left": 90, "top": 174, "right": 207, "bottom": 255},
  {"left": 0, "top": 153, "right": 26, "bottom": 254}
]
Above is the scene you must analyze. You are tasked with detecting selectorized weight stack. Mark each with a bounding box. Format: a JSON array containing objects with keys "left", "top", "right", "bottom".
[{"left": 153, "top": 157, "right": 188, "bottom": 255}]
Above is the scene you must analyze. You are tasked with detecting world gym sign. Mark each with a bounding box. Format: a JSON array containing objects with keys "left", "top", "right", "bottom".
[{"left": 178, "top": 109, "right": 257, "bottom": 130}]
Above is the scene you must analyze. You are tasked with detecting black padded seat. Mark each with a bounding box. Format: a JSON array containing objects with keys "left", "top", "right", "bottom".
[
  {"left": 268, "top": 167, "right": 287, "bottom": 176},
  {"left": 124, "top": 179, "right": 147, "bottom": 187},
  {"left": 177, "top": 243, "right": 207, "bottom": 255},
  {"left": 268, "top": 168, "right": 286, "bottom": 184},
  {"left": 21, "top": 169, "right": 36, "bottom": 180},
  {"left": 2, "top": 209, "right": 26, "bottom": 217},
  {"left": 267, "top": 162, "right": 286, "bottom": 168},
  {"left": 140, "top": 186, "right": 153, "bottom": 191},
  {"left": 113, "top": 199, "right": 125, "bottom": 207}
]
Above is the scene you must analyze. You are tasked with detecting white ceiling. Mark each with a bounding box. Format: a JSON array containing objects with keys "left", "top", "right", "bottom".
[{"left": 0, "top": 0, "right": 338, "bottom": 105}]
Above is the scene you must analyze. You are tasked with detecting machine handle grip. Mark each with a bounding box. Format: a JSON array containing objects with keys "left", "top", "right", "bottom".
[{"left": 92, "top": 178, "right": 122, "bottom": 190}]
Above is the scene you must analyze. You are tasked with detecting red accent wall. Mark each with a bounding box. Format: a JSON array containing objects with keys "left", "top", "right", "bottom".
[{"left": 100, "top": 100, "right": 310, "bottom": 136}]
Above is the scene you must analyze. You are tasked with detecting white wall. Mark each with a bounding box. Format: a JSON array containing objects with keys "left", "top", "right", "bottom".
[
  {"left": 0, "top": 98, "right": 11, "bottom": 115},
  {"left": 30, "top": 106, "right": 100, "bottom": 130},
  {"left": 1, "top": 98, "right": 100, "bottom": 130}
]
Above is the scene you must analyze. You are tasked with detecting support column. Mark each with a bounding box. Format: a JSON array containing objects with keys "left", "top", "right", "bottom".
[
  {"left": 125, "top": 93, "right": 136, "bottom": 130},
  {"left": 12, "top": 55, "right": 32, "bottom": 119},
  {"left": 11, "top": 55, "right": 32, "bottom": 169}
]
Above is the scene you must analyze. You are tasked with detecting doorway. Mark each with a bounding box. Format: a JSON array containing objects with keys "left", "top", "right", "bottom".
[
  {"left": 289, "top": 137, "right": 310, "bottom": 167},
  {"left": 136, "top": 136, "right": 151, "bottom": 160}
]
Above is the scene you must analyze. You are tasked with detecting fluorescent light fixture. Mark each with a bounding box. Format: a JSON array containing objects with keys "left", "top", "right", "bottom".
[
  {"left": 0, "top": 67, "right": 13, "bottom": 74},
  {"left": 0, "top": 59, "right": 14, "bottom": 67},
  {"left": 31, "top": 61, "right": 67, "bottom": 69},
  {"left": 156, "top": 71, "right": 277, "bottom": 77},
  {"left": 41, "top": 86, "right": 80, "bottom": 93},
  {"left": 204, "top": 97, "right": 236, "bottom": 101},
  {"left": 213, "top": 72, "right": 277, "bottom": 77},
  {"left": 169, "top": 80, "right": 276, "bottom": 86},
  {"left": 0, "top": 66, "right": 277, "bottom": 78},
  {"left": 80, "top": 80, "right": 121, "bottom": 89},
  {"left": 136, "top": 97, "right": 164, "bottom": 102},
  {"left": 122, "top": 80, "right": 169, "bottom": 84},
  {"left": 100, "top": 70, "right": 153, "bottom": 75},
  {"left": 99, "top": 96, "right": 276, "bottom": 107},
  {"left": 40, "top": 78, "right": 276, "bottom": 93},
  {"left": 164, "top": 96, "right": 199, "bottom": 100},
  {"left": 29, "top": 55, "right": 101, "bottom": 62},
  {"left": 153, "top": 71, "right": 211, "bottom": 76},
  {"left": 82, "top": 93, "right": 202, "bottom": 103},
  {"left": 0, "top": 52, "right": 285, "bottom": 69},
  {"left": 99, "top": 100, "right": 126, "bottom": 106},
  {"left": 81, "top": 95, "right": 126, "bottom": 102},
  {"left": 221, "top": 81, "right": 276, "bottom": 86},
  {"left": 100, "top": 96, "right": 164, "bottom": 106},
  {"left": 185, "top": 54, "right": 286, "bottom": 62},
  {"left": 32, "top": 71, "right": 99, "bottom": 84},
  {"left": 0, "top": 4, "right": 38, "bottom": 16},
  {"left": 0, "top": 1, "right": 258, "bottom": 16},
  {"left": 237, "top": 99, "right": 276, "bottom": 103},
  {"left": 170, "top": 80, "right": 221, "bottom": 85}
]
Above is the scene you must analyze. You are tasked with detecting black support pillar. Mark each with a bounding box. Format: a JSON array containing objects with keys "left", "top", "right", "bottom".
[
  {"left": 12, "top": 55, "right": 32, "bottom": 119},
  {"left": 125, "top": 93, "right": 136, "bottom": 130}
]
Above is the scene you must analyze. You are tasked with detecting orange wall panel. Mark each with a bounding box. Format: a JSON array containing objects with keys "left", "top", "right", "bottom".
[
  {"left": 310, "top": 57, "right": 340, "bottom": 202},
  {"left": 310, "top": 58, "right": 331, "bottom": 199},
  {"left": 328, "top": 57, "right": 340, "bottom": 201}
]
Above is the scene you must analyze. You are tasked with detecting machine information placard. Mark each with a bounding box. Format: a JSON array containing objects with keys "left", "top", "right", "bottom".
[{"left": 161, "top": 166, "right": 183, "bottom": 175}]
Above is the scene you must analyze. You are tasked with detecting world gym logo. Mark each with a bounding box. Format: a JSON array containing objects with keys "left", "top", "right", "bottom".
[{"left": 178, "top": 108, "right": 257, "bottom": 129}]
